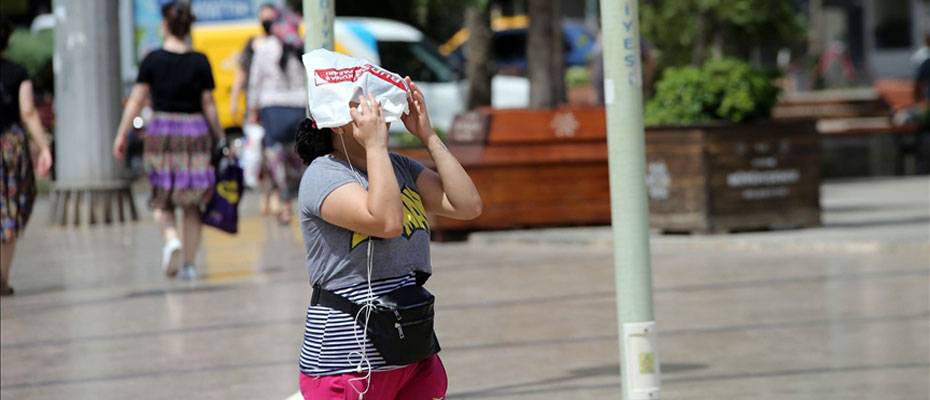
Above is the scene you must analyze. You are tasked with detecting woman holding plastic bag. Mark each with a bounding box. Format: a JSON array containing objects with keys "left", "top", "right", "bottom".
[{"left": 295, "top": 49, "right": 482, "bottom": 400}]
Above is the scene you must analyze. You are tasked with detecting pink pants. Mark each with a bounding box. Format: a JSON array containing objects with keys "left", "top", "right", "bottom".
[{"left": 299, "top": 355, "right": 447, "bottom": 400}]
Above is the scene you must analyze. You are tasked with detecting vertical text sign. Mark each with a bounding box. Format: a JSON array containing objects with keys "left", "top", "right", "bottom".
[
  {"left": 622, "top": 2, "right": 642, "bottom": 88},
  {"left": 319, "top": 0, "right": 334, "bottom": 50}
]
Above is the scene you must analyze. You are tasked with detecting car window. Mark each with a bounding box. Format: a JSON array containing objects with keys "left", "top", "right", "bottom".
[
  {"left": 494, "top": 31, "right": 527, "bottom": 64},
  {"left": 493, "top": 30, "right": 577, "bottom": 63},
  {"left": 377, "top": 40, "right": 456, "bottom": 83}
]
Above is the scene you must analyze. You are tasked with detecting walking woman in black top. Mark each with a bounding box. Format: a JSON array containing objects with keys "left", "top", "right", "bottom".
[
  {"left": 0, "top": 18, "right": 53, "bottom": 296},
  {"left": 113, "top": 2, "right": 223, "bottom": 279}
]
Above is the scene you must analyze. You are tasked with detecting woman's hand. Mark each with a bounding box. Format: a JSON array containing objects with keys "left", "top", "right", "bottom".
[
  {"left": 247, "top": 109, "right": 259, "bottom": 124},
  {"left": 230, "top": 102, "right": 241, "bottom": 120},
  {"left": 400, "top": 77, "right": 434, "bottom": 142},
  {"left": 35, "top": 146, "right": 52, "bottom": 177},
  {"left": 349, "top": 94, "right": 389, "bottom": 149},
  {"left": 112, "top": 133, "right": 128, "bottom": 161}
]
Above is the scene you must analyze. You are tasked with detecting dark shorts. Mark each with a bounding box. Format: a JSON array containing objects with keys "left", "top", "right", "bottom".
[{"left": 260, "top": 106, "right": 305, "bottom": 147}]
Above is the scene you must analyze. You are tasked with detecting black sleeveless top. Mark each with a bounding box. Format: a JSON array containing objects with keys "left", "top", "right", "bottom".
[
  {"left": 0, "top": 59, "right": 29, "bottom": 132},
  {"left": 136, "top": 49, "right": 215, "bottom": 113}
]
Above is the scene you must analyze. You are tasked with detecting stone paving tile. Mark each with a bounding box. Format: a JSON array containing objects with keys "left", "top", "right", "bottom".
[{"left": 1, "top": 177, "right": 927, "bottom": 399}]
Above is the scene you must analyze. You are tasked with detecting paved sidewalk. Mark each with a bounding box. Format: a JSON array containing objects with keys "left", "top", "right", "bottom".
[{"left": 1, "top": 177, "right": 928, "bottom": 399}]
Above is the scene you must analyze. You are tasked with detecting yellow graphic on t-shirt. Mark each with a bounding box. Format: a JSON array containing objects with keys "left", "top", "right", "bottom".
[
  {"left": 351, "top": 231, "right": 369, "bottom": 249},
  {"left": 401, "top": 186, "right": 430, "bottom": 237},
  {"left": 350, "top": 186, "right": 430, "bottom": 250}
]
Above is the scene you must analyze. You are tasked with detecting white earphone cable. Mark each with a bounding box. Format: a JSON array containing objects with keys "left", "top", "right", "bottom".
[{"left": 340, "top": 133, "right": 375, "bottom": 399}]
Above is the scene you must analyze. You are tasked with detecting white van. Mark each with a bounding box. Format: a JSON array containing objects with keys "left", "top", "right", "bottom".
[{"left": 332, "top": 18, "right": 530, "bottom": 132}]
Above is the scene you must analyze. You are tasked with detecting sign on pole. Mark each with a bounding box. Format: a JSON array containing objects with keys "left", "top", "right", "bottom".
[
  {"left": 598, "top": 0, "right": 662, "bottom": 398},
  {"left": 303, "top": 0, "right": 334, "bottom": 52}
]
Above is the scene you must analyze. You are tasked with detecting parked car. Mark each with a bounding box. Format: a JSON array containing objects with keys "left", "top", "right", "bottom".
[{"left": 440, "top": 16, "right": 598, "bottom": 76}]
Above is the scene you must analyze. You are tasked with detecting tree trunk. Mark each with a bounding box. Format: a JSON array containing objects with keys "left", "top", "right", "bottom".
[
  {"left": 692, "top": 11, "right": 707, "bottom": 66},
  {"left": 527, "top": 0, "right": 563, "bottom": 109},
  {"left": 808, "top": 0, "right": 824, "bottom": 56},
  {"left": 711, "top": 28, "right": 724, "bottom": 60},
  {"left": 465, "top": 3, "right": 492, "bottom": 109},
  {"left": 549, "top": 0, "right": 565, "bottom": 106}
]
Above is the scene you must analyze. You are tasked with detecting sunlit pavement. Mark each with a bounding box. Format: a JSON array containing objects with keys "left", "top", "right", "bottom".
[{"left": 1, "top": 177, "right": 928, "bottom": 399}]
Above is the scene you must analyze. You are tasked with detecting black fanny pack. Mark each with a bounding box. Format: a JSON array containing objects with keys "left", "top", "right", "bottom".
[{"left": 311, "top": 281, "right": 440, "bottom": 366}]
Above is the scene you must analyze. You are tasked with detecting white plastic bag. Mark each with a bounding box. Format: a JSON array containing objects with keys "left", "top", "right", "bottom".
[
  {"left": 302, "top": 48, "right": 409, "bottom": 128},
  {"left": 240, "top": 123, "right": 265, "bottom": 189}
]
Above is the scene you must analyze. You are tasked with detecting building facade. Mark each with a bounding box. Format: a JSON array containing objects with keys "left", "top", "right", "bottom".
[{"left": 812, "top": 0, "right": 929, "bottom": 80}]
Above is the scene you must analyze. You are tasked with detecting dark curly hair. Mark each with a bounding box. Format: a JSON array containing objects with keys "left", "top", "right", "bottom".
[
  {"left": 161, "top": 2, "right": 195, "bottom": 39},
  {"left": 295, "top": 118, "right": 334, "bottom": 165}
]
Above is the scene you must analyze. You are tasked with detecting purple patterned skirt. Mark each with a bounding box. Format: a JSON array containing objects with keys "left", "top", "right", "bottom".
[
  {"left": 143, "top": 112, "right": 214, "bottom": 210},
  {"left": 0, "top": 126, "right": 36, "bottom": 242}
]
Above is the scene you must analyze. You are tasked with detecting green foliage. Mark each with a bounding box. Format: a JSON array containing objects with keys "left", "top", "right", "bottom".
[
  {"left": 389, "top": 128, "right": 447, "bottom": 148},
  {"left": 565, "top": 66, "right": 591, "bottom": 89},
  {"left": 645, "top": 58, "right": 780, "bottom": 126},
  {"left": 640, "top": 0, "right": 804, "bottom": 67},
  {"left": 4, "top": 28, "right": 54, "bottom": 77}
]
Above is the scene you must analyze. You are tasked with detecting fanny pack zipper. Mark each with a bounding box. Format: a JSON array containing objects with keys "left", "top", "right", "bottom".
[{"left": 394, "top": 318, "right": 432, "bottom": 340}]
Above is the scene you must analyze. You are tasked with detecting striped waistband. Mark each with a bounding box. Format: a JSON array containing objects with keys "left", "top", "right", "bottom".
[{"left": 147, "top": 112, "right": 209, "bottom": 137}]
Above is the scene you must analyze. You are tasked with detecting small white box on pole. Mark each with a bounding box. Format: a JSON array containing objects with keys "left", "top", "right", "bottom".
[{"left": 622, "top": 321, "right": 661, "bottom": 399}]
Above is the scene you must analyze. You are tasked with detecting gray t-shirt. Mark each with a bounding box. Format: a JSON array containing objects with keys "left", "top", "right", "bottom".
[{"left": 298, "top": 153, "right": 431, "bottom": 290}]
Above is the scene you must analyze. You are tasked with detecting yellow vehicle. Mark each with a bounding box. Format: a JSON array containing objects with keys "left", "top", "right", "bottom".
[
  {"left": 192, "top": 22, "right": 350, "bottom": 130},
  {"left": 438, "top": 15, "right": 597, "bottom": 77},
  {"left": 191, "top": 22, "right": 277, "bottom": 130}
]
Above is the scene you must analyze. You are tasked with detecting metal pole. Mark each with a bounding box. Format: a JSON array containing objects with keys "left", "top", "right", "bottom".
[
  {"left": 303, "top": 0, "right": 335, "bottom": 52},
  {"left": 118, "top": 0, "right": 136, "bottom": 87},
  {"left": 53, "top": 0, "right": 122, "bottom": 185},
  {"left": 598, "top": 0, "right": 661, "bottom": 399}
]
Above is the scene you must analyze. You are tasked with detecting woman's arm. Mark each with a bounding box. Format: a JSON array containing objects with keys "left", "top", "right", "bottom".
[
  {"left": 415, "top": 137, "right": 482, "bottom": 220},
  {"left": 320, "top": 96, "right": 404, "bottom": 238},
  {"left": 112, "top": 83, "right": 149, "bottom": 160},
  {"left": 246, "top": 44, "right": 264, "bottom": 123},
  {"left": 201, "top": 90, "right": 224, "bottom": 140},
  {"left": 18, "top": 80, "right": 52, "bottom": 176},
  {"left": 401, "top": 77, "right": 482, "bottom": 220},
  {"left": 229, "top": 64, "right": 247, "bottom": 119}
]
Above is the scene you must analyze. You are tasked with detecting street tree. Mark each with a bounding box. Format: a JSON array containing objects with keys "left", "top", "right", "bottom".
[
  {"left": 640, "top": 0, "right": 804, "bottom": 67},
  {"left": 464, "top": 0, "right": 492, "bottom": 109},
  {"left": 527, "top": 0, "right": 565, "bottom": 109}
]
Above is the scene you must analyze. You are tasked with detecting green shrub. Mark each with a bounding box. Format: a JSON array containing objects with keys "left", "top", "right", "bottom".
[
  {"left": 645, "top": 58, "right": 780, "bottom": 126},
  {"left": 565, "top": 66, "right": 591, "bottom": 89},
  {"left": 389, "top": 127, "right": 447, "bottom": 148},
  {"left": 5, "top": 28, "right": 53, "bottom": 77}
]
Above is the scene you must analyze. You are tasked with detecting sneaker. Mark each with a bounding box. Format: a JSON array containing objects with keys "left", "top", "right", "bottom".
[
  {"left": 179, "top": 264, "right": 198, "bottom": 280},
  {"left": 162, "top": 238, "right": 182, "bottom": 277}
]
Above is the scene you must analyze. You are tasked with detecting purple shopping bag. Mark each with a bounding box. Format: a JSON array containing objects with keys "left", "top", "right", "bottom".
[{"left": 202, "top": 157, "right": 244, "bottom": 234}]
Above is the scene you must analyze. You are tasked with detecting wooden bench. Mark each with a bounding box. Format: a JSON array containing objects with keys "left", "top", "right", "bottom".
[
  {"left": 398, "top": 108, "right": 612, "bottom": 239},
  {"left": 773, "top": 87, "right": 923, "bottom": 177}
]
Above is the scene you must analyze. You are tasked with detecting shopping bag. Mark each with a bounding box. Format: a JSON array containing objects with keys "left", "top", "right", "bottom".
[
  {"left": 202, "top": 156, "right": 244, "bottom": 234},
  {"left": 302, "top": 48, "right": 410, "bottom": 128},
  {"left": 241, "top": 123, "right": 264, "bottom": 189}
]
